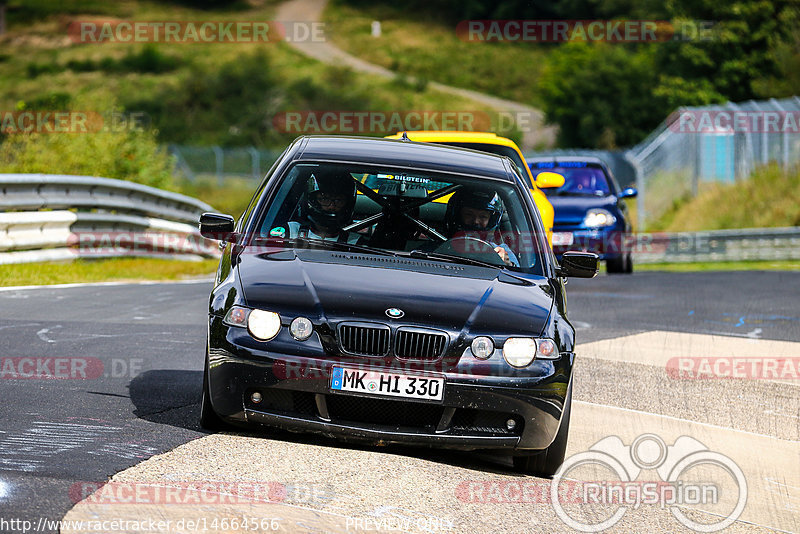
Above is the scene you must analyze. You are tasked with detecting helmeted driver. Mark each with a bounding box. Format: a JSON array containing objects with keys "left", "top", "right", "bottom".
[
  {"left": 287, "top": 169, "right": 363, "bottom": 243},
  {"left": 444, "top": 187, "right": 519, "bottom": 266}
]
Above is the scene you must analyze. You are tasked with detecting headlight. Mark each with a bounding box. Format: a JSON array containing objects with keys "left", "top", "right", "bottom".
[
  {"left": 503, "top": 337, "right": 560, "bottom": 367},
  {"left": 471, "top": 336, "right": 494, "bottom": 359},
  {"left": 503, "top": 338, "right": 537, "bottom": 367},
  {"left": 247, "top": 309, "right": 282, "bottom": 341},
  {"left": 290, "top": 317, "right": 313, "bottom": 341},
  {"left": 583, "top": 208, "right": 616, "bottom": 228},
  {"left": 223, "top": 306, "right": 250, "bottom": 327}
]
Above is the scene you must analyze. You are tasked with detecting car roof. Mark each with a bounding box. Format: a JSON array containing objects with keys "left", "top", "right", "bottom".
[
  {"left": 526, "top": 155, "right": 607, "bottom": 166},
  {"left": 386, "top": 131, "right": 521, "bottom": 150},
  {"left": 295, "top": 135, "right": 516, "bottom": 183}
]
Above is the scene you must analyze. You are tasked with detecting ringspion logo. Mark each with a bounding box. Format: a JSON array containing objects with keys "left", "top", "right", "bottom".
[{"left": 551, "top": 434, "right": 747, "bottom": 532}]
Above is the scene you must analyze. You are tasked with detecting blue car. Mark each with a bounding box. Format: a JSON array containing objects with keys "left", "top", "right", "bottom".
[{"left": 528, "top": 156, "right": 637, "bottom": 273}]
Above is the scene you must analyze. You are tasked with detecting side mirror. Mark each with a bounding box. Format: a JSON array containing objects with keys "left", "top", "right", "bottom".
[
  {"left": 534, "top": 171, "right": 566, "bottom": 189},
  {"left": 199, "top": 212, "right": 236, "bottom": 242},
  {"left": 619, "top": 187, "right": 638, "bottom": 199},
  {"left": 556, "top": 251, "right": 599, "bottom": 278}
]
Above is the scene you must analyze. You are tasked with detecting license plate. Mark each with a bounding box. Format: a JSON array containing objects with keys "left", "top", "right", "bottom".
[
  {"left": 552, "top": 232, "right": 574, "bottom": 246},
  {"left": 330, "top": 367, "right": 444, "bottom": 401}
]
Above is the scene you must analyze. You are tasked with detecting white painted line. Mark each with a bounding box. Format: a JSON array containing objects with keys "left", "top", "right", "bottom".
[
  {"left": 575, "top": 400, "right": 800, "bottom": 443},
  {"left": 579, "top": 330, "right": 800, "bottom": 386}
]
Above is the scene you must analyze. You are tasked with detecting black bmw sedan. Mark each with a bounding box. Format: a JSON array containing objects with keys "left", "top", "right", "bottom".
[{"left": 199, "top": 136, "right": 596, "bottom": 477}]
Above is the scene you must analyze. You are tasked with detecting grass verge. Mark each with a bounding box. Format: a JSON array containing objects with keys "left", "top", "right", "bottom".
[
  {"left": 631, "top": 260, "right": 800, "bottom": 272},
  {"left": 0, "top": 258, "right": 218, "bottom": 287},
  {"left": 645, "top": 164, "right": 800, "bottom": 232}
]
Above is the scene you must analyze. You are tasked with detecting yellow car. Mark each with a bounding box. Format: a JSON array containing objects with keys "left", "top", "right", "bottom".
[{"left": 385, "top": 131, "right": 562, "bottom": 246}]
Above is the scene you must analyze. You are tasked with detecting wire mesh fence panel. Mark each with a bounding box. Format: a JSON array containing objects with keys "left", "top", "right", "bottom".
[
  {"left": 626, "top": 97, "right": 800, "bottom": 230},
  {"left": 168, "top": 145, "right": 284, "bottom": 184}
]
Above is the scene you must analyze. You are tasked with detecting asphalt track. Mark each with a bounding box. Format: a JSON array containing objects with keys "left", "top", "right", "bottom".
[{"left": 0, "top": 271, "right": 798, "bottom": 532}]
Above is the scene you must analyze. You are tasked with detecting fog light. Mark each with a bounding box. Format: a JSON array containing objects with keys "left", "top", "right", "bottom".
[
  {"left": 471, "top": 336, "right": 494, "bottom": 359},
  {"left": 506, "top": 418, "right": 516, "bottom": 431},
  {"left": 251, "top": 392, "right": 263, "bottom": 404},
  {"left": 290, "top": 316, "right": 313, "bottom": 341}
]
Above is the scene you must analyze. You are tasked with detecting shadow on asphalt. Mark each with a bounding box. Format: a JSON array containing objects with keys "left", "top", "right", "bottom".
[
  {"left": 129, "top": 369, "right": 204, "bottom": 431},
  {"left": 128, "top": 369, "right": 522, "bottom": 478}
]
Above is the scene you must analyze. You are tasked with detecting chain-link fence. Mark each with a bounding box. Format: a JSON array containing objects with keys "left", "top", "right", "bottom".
[
  {"left": 626, "top": 97, "right": 800, "bottom": 230},
  {"left": 169, "top": 145, "right": 284, "bottom": 184}
]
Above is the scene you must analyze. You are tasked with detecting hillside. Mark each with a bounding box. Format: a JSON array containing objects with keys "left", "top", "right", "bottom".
[{"left": 0, "top": 0, "right": 492, "bottom": 149}]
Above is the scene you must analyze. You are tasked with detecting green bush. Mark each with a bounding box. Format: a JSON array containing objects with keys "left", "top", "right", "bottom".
[
  {"left": 125, "top": 49, "right": 280, "bottom": 146},
  {"left": 0, "top": 98, "right": 175, "bottom": 189},
  {"left": 17, "top": 92, "right": 72, "bottom": 110},
  {"left": 26, "top": 62, "right": 64, "bottom": 78},
  {"left": 116, "top": 45, "right": 182, "bottom": 74}
]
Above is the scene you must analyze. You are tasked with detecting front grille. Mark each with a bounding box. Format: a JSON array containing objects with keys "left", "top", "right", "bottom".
[
  {"left": 395, "top": 328, "right": 448, "bottom": 360},
  {"left": 338, "top": 323, "right": 391, "bottom": 357},
  {"left": 326, "top": 394, "right": 443, "bottom": 428}
]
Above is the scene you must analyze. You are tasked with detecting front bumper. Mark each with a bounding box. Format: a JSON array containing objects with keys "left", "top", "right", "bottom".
[
  {"left": 552, "top": 225, "right": 628, "bottom": 260},
  {"left": 207, "top": 316, "right": 572, "bottom": 452}
]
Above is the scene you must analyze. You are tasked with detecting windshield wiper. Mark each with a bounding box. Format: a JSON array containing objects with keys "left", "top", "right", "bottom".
[
  {"left": 258, "top": 236, "right": 397, "bottom": 257},
  {"left": 408, "top": 249, "right": 505, "bottom": 270}
]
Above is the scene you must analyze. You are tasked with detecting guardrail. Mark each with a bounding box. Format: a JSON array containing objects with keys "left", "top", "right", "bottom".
[
  {"left": 0, "top": 174, "right": 218, "bottom": 265},
  {"left": 632, "top": 227, "right": 800, "bottom": 264}
]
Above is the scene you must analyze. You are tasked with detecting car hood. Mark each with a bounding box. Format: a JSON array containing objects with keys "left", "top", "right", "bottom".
[
  {"left": 237, "top": 250, "right": 553, "bottom": 338},
  {"left": 547, "top": 195, "right": 617, "bottom": 225}
]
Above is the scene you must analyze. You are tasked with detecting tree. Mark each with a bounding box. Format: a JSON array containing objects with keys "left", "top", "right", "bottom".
[
  {"left": 538, "top": 43, "right": 667, "bottom": 148},
  {"left": 0, "top": 0, "right": 7, "bottom": 36}
]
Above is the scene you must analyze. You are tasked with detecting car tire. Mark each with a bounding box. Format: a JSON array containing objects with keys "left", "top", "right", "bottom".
[
  {"left": 513, "top": 381, "right": 572, "bottom": 478},
  {"left": 200, "top": 353, "right": 230, "bottom": 431},
  {"left": 606, "top": 253, "right": 631, "bottom": 274}
]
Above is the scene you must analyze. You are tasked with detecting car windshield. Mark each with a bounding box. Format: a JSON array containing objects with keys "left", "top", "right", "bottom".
[
  {"left": 532, "top": 162, "right": 611, "bottom": 196},
  {"left": 435, "top": 142, "right": 531, "bottom": 185},
  {"left": 253, "top": 162, "right": 545, "bottom": 275}
]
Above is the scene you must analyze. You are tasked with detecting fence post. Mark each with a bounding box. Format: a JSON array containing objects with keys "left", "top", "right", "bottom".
[
  {"left": 248, "top": 147, "right": 260, "bottom": 181},
  {"left": 624, "top": 152, "right": 646, "bottom": 231},
  {"left": 771, "top": 98, "right": 790, "bottom": 170},
  {"left": 168, "top": 145, "right": 196, "bottom": 182},
  {"left": 213, "top": 146, "right": 224, "bottom": 187},
  {"left": 760, "top": 101, "right": 770, "bottom": 166}
]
